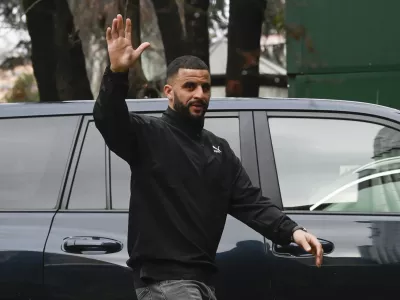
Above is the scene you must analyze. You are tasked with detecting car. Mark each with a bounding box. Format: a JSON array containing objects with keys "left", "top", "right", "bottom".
[{"left": 1, "top": 97, "right": 400, "bottom": 300}]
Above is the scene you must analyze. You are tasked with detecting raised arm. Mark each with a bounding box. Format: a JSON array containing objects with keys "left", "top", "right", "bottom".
[{"left": 93, "top": 14, "right": 150, "bottom": 164}]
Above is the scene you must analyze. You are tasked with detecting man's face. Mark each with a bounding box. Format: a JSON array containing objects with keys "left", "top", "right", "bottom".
[{"left": 164, "top": 68, "right": 211, "bottom": 119}]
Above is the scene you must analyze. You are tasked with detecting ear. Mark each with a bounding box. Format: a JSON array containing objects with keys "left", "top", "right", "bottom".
[{"left": 164, "top": 84, "right": 173, "bottom": 105}]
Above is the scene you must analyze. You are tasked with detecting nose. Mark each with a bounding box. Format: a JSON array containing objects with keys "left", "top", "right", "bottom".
[{"left": 193, "top": 85, "right": 206, "bottom": 99}]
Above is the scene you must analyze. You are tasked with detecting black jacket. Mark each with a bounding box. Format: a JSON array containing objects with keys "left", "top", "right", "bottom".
[{"left": 93, "top": 66, "right": 298, "bottom": 285}]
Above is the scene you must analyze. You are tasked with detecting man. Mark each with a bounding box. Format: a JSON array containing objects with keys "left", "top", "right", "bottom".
[{"left": 93, "top": 14, "right": 323, "bottom": 300}]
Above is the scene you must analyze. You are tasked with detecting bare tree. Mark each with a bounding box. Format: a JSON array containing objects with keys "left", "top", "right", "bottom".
[
  {"left": 184, "top": 0, "right": 210, "bottom": 66},
  {"left": 66, "top": 0, "right": 109, "bottom": 97},
  {"left": 152, "top": 0, "right": 185, "bottom": 65},
  {"left": 66, "top": 0, "right": 151, "bottom": 98},
  {"left": 119, "top": 0, "right": 149, "bottom": 98},
  {"left": 22, "top": 0, "right": 93, "bottom": 101},
  {"left": 53, "top": 0, "right": 93, "bottom": 100},
  {"left": 225, "top": 0, "right": 266, "bottom": 97},
  {"left": 22, "top": 0, "right": 59, "bottom": 101}
]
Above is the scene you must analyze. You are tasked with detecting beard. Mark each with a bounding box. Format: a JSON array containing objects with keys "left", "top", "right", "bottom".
[{"left": 173, "top": 95, "right": 208, "bottom": 120}]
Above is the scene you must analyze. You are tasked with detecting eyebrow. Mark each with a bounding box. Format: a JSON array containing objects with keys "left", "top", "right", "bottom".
[{"left": 182, "top": 81, "right": 211, "bottom": 87}]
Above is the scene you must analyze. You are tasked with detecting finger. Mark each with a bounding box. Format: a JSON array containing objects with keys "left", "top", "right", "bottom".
[
  {"left": 298, "top": 234, "right": 312, "bottom": 253},
  {"left": 106, "top": 27, "right": 112, "bottom": 42},
  {"left": 316, "top": 244, "right": 323, "bottom": 267},
  {"left": 315, "top": 249, "right": 323, "bottom": 267},
  {"left": 117, "top": 14, "right": 124, "bottom": 37},
  {"left": 135, "top": 42, "right": 151, "bottom": 56},
  {"left": 125, "top": 18, "right": 132, "bottom": 44},
  {"left": 111, "top": 18, "right": 118, "bottom": 39},
  {"left": 309, "top": 236, "right": 323, "bottom": 267},
  {"left": 298, "top": 237, "right": 312, "bottom": 253}
]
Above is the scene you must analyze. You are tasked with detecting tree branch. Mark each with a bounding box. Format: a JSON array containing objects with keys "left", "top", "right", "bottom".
[
  {"left": 22, "top": 0, "right": 43, "bottom": 15},
  {"left": 124, "top": 0, "right": 129, "bottom": 19}
]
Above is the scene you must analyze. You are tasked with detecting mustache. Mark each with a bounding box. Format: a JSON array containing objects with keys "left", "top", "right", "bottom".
[{"left": 188, "top": 99, "right": 208, "bottom": 107}]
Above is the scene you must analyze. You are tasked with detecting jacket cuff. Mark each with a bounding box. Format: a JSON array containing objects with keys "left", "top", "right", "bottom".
[
  {"left": 104, "top": 65, "right": 129, "bottom": 82},
  {"left": 276, "top": 218, "right": 298, "bottom": 245}
]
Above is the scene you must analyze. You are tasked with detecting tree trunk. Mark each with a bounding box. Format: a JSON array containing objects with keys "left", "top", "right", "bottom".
[
  {"left": 184, "top": 0, "right": 210, "bottom": 66},
  {"left": 152, "top": 0, "right": 185, "bottom": 65},
  {"left": 226, "top": 0, "right": 266, "bottom": 97},
  {"left": 54, "top": 0, "right": 93, "bottom": 100},
  {"left": 23, "top": 0, "right": 93, "bottom": 101},
  {"left": 22, "top": 0, "right": 59, "bottom": 102},
  {"left": 120, "top": 0, "right": 148, "bottom": 98}
]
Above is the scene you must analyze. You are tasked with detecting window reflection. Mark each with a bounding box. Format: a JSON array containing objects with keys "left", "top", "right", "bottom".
[{"left": 269, "top": 117, "right": 400, "bottom": 213}]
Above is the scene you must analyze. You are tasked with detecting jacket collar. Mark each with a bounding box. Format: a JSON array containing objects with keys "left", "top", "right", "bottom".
[{"left": 161, "top": 106, "right": 204, "bottom": 138}]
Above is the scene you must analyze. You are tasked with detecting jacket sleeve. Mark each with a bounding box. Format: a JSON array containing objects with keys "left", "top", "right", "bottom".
[
  {"left": 228, "top": 150, "right": 298, "bottom": 245},
  {"left": 93, "top": 65, "right": 144, "bottom": 164}
]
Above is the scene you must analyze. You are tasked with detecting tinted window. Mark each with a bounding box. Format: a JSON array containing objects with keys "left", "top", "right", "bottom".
[
  {"left": 110, "top": 116, "right": 241, "bottom": 210},
  {"left": 269, "top": 117, "right": 400, "bottom": 213},
  {"left": 204, "top": 117, "right": 241, "bottom": 158},
  {"left": 0, "top": 116, "right": 79, "bottom": 210},
  {"left": 68, "top": 122, "right": 106, "bottom": 209},
  {"left": 110, "top": 151, "right": 130, "bottom": 210}
]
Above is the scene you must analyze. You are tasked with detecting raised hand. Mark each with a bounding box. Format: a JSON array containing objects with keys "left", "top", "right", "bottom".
[{"left": 106, "top": 14, "right": 150, "bottom": 72}]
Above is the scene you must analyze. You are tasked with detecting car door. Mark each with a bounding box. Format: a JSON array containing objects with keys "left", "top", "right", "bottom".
[
  {"left": 206, "top": 112, "right": 273, "bottom": 300},
  {"left": 0, "top": 115, "right": 80, "bottom": 300},
  {"left": 44, "top": 110, "right": 270, "bottom": 300},
  {"left": 43, "top": 116, "right": 136, "bottom": 300},
  {"left": 254, "top": 110, "right": 400, "bottom": 300}
]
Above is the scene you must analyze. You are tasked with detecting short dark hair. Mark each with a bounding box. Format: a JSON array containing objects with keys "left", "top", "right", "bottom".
[{"left": 166, "top": 55, "right": 209, "bottom": 81}]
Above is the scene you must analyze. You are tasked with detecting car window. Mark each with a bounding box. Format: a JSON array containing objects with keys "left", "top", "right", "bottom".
[
  {"left": 68, "top": 121, "right": 107, "bottom": 209},
  {"left": 0, "top": 116, "right": 79, "bottom": 210},
  {"left": 110, "top": 150, "right": 131, "bottom": 210},
  {"left": 269, "top": 117, "right": 400, "bottom": 213},
  {"left": 204, "top": 117, "right": 241, "bottom": 158},
  {"left": 110, "top": 116, "right": 241, "bottom": 210}
]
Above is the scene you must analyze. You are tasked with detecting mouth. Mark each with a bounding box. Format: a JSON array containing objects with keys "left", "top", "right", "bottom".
[
  {"left": 191, "top": 103, "right": 204, "bottom": 109},
  {"left": 189, "top": 103, "right": 205, "bottom": 114},
  {"left": 189, "top": 101, "right": 206, "bottom": 109}
]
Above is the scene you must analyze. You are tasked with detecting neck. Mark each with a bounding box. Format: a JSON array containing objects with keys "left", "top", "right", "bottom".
[{"left": 162, "top": 106, "right": 204, "bottom": 137}]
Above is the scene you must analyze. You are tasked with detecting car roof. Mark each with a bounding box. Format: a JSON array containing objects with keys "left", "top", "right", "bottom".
[{"left": 0, "top": 97, "right": 399, "bottom": 122}]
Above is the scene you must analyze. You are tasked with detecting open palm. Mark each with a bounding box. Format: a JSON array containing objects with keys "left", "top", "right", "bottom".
[{"left": 106, "top": 14, "right": 150, "bottom": 72}]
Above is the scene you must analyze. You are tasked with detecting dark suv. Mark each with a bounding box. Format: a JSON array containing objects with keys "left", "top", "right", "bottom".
[{"left": 2, "top": 97, "right": 400, "bottom": 300}]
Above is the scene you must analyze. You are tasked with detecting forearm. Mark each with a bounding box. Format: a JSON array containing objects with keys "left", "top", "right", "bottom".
[
  {"left": 93, "top": 65, "right": 135, "bottom": 163},
  {"left": 228, "top": 154, "right": 298, "bottom": 245},
  {"left": 229, "top": 186, "right": 298, "bottom": 245}
]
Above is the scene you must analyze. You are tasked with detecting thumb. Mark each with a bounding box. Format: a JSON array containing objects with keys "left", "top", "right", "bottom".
[{"left": 135, "top": 42, "right": 151, "bottom": 56}]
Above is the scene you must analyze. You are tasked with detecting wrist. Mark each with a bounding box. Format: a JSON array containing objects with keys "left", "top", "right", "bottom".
[
  {"left": 291, "top": 226, "right": 307, "bottom": 242},
  {"left": 110, "top": 65, "right": 129, "bottom": 73},
  {"left": 104, "top": 65, "right": 129, "bottom": 83}
]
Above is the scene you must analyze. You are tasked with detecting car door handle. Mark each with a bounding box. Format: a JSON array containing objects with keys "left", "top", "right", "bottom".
[
  {"left": 272, "top": 238, "right": 334, "bottom": 257},
  {"left": 62, "top": 236, "right": 123, "bottom": 254}
]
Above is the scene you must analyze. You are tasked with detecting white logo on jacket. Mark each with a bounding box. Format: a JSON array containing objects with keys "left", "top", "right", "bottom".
[{"left": 213, "top": 145, "right": 222, "bottom": 154}]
